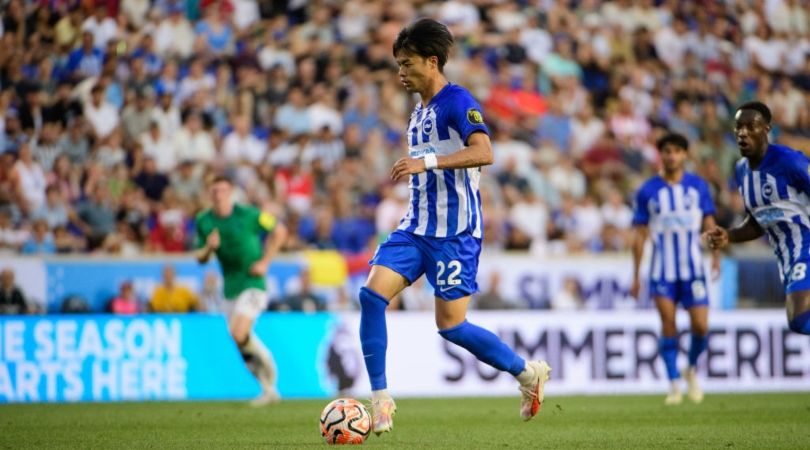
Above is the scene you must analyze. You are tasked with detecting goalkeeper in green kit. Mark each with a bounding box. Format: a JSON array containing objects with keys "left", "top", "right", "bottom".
[{"left": 196, "top": 176, "right": 288, "bottom": 405}]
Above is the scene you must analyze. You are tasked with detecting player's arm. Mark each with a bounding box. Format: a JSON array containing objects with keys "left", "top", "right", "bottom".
[
  {"left": 196, "top": 225, "right": 219, "bottom": 264},
  {"left": 630, "top": 224, "right": 649, "bottom": 300},
  {"left": 704, "top": 213, "right": 764, "bottom": 249},
  {"left": 390, "top": 132, "right": 492, "bottom": 181},
  {"left": 249, "top": 212, "right": 289, "bottom": 277},
  {"left": 702, "top": 215, "right": 721, "bottom": 279}
]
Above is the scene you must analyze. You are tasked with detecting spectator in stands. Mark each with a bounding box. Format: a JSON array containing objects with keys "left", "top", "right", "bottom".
[
  {"left": 274, "top": 269, "right": 324, "bottom": 312},
  {"left": 475, "top": 272, "right": 514, "bottom": 310},
  {"left": 109, "top": 280, "right": 141, "bottom": 314},
  {"left": 83, "top": 84, "right": 119, "bottom": 141},
  {"left": 149, "top": 265, "right": 201, "bottom": 313},
  {"left": 10, "top": 142, "right": 47, "bottom": 217},
  {"left": 73, "top": 184, "right": 116, "bottom": 250},
  {"left": 66, "top": 31, "right": 104, "bottom": 80},
  {"left": 133, "top": 156, "right": 169, "bottom": 203},
  {"left": 0, "top": 268, "right": 29, "bottom": 315},
  {"left": 20, "top": 219, "right": 55, "bottom": 255},
  {"left": 0, "top": 209, "right": 27, "bottom": 254}
]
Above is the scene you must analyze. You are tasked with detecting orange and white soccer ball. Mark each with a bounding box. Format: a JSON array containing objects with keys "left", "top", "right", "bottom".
[{"left": 319, "top": 398, "right": 371, "bottom": 445}]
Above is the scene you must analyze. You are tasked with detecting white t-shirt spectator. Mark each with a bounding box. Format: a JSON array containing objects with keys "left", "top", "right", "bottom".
[
  {"left": 172, "top": 128, "right": 216, "bottom": 164},
  {"left": 308, "top": 103, "right": 343, "bottom": 135},
  {"left": 154, "top": 16, "right": 195, "bottom": 59},
  {"left": 570, "top": 116, "right": 605, "bottom": 158},
  {"left": 744, "top": 34, "right": 786, "bottom": 72},
  {"left": 232, "top": 0, "right": 260, "bottom": 31},
  {"left": 222, "top": 132, "right": 267, "bottom": 165},
  {"left": 82, "top": 16, "right": 118, "bottom": 48},
  {"left": 83, "top": 100, "right": 120, "bottom": 139},
  {"left": 140, "top": 131, "right": 176, "bottom": 172},
  {"left": 13, "top": 160, "right": 47, "bottom": 213},
  {"left": 151, "top": 105, "right": 182, "bottom": 138}
]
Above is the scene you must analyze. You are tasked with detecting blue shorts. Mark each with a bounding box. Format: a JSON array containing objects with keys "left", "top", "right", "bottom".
[
  {"left": 785, "top": 260, "right": 810, "bottom": 294},
  {"left": 370, "top": 229, "right": 481, "bottom": 300},
  {"left": 649, "top": 278, "right": 709, "bottom": 309}
]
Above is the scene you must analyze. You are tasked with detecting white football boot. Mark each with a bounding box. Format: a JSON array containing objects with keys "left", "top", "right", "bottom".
[{"left": 519, "top": 360, "right": 552, "bottom": 421}]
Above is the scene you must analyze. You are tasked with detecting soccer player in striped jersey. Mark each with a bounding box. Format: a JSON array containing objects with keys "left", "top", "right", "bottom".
[
  {"left": 631, "top": 133, "right": 720, "bottom": 405},
  {"left": 704, "top": 101, "right": 810, "bottom": 336},
  {"left": 359, "top": 18, "right": 551, "bottom": 435}
]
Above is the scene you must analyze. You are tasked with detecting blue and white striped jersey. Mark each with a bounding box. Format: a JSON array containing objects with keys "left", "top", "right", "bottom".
[
  {"left": 398, "top": 84, "right": 489, "bottom": 238},
  {"left": 633, "top": 173, "right": 716, "bottom": 282},
  {"left": 735, "top": 144, "right": 810, "bottom": 281}
]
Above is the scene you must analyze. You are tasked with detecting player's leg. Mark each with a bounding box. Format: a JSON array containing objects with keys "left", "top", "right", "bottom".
[
  {"left": 362, "top": 231, "right": 422, "bottom": 435},
  {"left": 685, "top": 304, "right": 708, "bottom": 403},
  {"left": 230, "top": 289, "right": 278, "bottom": 406},
  {"left": 434, "top": 295, "right": 551, "bottom": 421},
  {"left": 429, "top": 232, "right": 550, "bottom": 421},
  {"left": 654, "top": 290, "right": 681, "bottom": 405},
  {"left": 786, "top": 289, "right": 810, "bottom": 335}
]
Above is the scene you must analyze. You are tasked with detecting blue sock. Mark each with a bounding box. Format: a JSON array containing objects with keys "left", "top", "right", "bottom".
[
  {"left": 659, "top": 336, "right": 680, "bottom": 380},
  {"left": 359, "top": 287, "right": 389, "bottom": 390},
  {"left": 439, "top": 320, "right": 526, "bottom": 376},
  {"left": 788, "top": 310, "right": 810, "bottom": 335},
  {"left": 688, "top": 333, "right": 708, "bottom": 367}
]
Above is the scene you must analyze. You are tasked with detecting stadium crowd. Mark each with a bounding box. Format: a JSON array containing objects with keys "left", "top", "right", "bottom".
[{"left": 0, "top": 0, "right": 808, "bottom": 263}]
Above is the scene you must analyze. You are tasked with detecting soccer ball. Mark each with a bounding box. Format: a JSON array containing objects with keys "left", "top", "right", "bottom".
[{"left": 319, "top": 398, "right": 371, "bottom": 445}]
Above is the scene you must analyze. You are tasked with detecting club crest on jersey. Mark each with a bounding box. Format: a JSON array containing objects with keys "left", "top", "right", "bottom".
[
  {"left": 467, "top": 108, "right": 484, "bottom": 125},
  {"left": 762, "top": 182, "right": 775, "bottom": 200},
  {"left": 422, "top": 118, "right": 433, "bottom": 134}
]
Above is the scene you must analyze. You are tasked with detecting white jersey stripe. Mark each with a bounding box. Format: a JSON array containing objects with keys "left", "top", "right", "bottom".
[
  {"left": 658, "top": 188, "right": 677, "bottom": 282},
  {"left": 752, "top": 171, "right": 764, "bottom": 207},
  {"left": 672, "top": 184, "right": 690, "bottom": 280},
  {"left": 455, "top": 169, "right": 468, "bottom": 235},
  {"left": 435, "top": 169, "right": 449, "bottom": 237}
]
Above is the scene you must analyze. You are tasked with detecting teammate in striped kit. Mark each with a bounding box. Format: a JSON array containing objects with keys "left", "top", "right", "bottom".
[
  {"left": 704, "top": 101, "right": 810, "bottom": 336},
  {"left": 631, "top": 133, "right": 720, "bottom": 405},
  {"left": 359, "top": 19, "right": 551, "bottom": 436}
]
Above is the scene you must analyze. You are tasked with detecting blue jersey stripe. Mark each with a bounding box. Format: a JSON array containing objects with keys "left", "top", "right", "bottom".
[
  {"left": 444, "top": 169, "right": 458, "bottom": 234},
  {"left": 464, "top": 170, "right": 478, "bottom": 233},
  {"left": 407, "top": 174, "right": 420, "bottom": 231}
]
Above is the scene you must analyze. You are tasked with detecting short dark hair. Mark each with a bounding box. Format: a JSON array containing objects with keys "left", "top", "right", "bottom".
[
  {"left": 656, "top": 132, "right": 689, "bottom": 152},
  {"left": 736, "top": 101, "right": 772, "bottom": 124},
  {"left": 393, "top": 18, "right": 454, "bottom": 71},
  {"left": 211, "top": 175, "right": 233, "bottom": 185}
]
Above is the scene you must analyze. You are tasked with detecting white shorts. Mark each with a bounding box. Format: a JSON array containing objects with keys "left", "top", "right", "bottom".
[{"left": 217, "top": 288, "right": 269, "bottom": 321}]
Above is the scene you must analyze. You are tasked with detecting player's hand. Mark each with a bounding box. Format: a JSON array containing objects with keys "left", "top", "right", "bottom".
[
  {"left": 629, "top": 277, "right": 641, "bottom": 301},
  {"left": 250, "top": 259, "right": 269, "bottom": 277},
  {"left": 206, "top": 228, "right": 220, "bottom": 250},
  {"left": 702, "top": 227, "right": 728, "bottom": 250},
  {"left": 390, "top": 157, "right": 426, "bottom": 182}
]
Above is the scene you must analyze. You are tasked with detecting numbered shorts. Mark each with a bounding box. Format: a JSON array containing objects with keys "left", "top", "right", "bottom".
[
  {"left": 785, "top": 259, "right": 810, "bottom": 294},
  {"left": 217, "top": 288, "right": 269, "bottom": 321},
  {"left": 370, "top": 229, "right": 481, "bottom": 300},
  {"left": 649, "top": 278, "right": 708, "bottom": 309}
]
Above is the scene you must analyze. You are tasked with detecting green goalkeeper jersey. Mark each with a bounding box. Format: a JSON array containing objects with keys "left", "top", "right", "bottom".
[{"left": 195, "top": 204, "right": 277, "bottom": 299}]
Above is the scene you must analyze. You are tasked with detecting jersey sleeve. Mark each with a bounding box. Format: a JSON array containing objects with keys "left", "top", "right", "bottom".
[
  {"left": 698, "top": 179, "right": 716, "bottom": 216},
  {"left": 447, "top": 89, "right": 489, "bottom": 145},
  {"left": 248, "top": 206, "right": 277, "bottom": 233},
  {"left": 631, "top": 186, "right": 649, "bottom": 226}
]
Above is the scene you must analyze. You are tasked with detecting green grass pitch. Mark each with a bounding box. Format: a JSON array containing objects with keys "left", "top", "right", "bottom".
[{"left": 1, "top": 393, "right": 808, "bottom": 449}]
